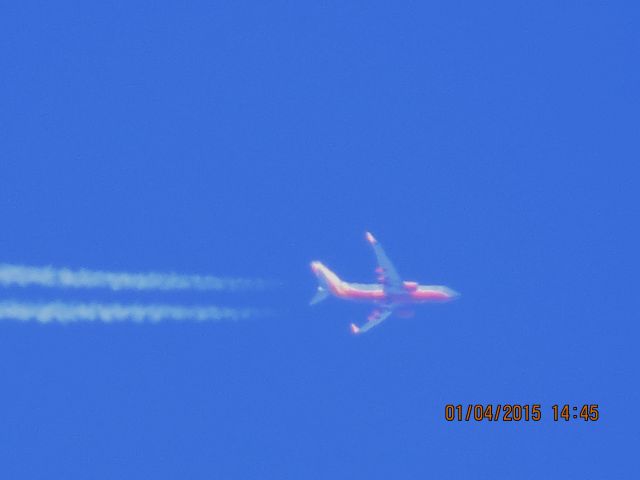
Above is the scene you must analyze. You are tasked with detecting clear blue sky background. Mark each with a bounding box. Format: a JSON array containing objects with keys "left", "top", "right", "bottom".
[{"left": 1, "top": 2, "right": 637, "bottom": 478}]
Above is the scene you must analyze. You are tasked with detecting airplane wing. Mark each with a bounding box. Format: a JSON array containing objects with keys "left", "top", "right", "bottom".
[
  {"left": 365, "top": 232, "right": 404, "bottom": 295},
  {"left": 350, "top": 308, "right": 393, "bottom": 334}
]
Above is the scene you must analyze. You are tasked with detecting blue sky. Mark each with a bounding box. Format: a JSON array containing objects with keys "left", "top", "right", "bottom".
[{"left": 0, "top": 1, "right": 637, "bottom": 478}]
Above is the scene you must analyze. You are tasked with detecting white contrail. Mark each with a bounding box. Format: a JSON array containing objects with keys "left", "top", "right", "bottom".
[
  {"left": 0, "top": 264, "right": 273, "bottom": 291},
  {"left": 0, "top": 301, "right": 268, "bottom": 324}
]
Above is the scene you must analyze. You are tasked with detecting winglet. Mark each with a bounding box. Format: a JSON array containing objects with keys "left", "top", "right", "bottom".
[
  {"left": 365, "top": 231, "right": 377, "bottom": 245},
  {"left": 350, "top": 323, "right": 360, "bottom": 335}
]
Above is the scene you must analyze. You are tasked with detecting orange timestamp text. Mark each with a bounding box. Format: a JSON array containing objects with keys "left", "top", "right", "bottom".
[{"left": 444, "top": 404, "right": 599, "bottom": 422}]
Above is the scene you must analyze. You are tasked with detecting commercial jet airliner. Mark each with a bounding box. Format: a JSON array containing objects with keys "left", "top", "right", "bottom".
[{"left": 310, "top": 232, "right": 458, "bottom": 334}]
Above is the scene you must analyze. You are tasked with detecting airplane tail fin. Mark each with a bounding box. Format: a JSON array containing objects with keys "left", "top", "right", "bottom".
[{"left": 309, "top": 261, "right": 341, "bottom": 305}]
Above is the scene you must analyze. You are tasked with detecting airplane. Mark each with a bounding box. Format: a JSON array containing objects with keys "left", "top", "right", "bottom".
[{"left": 310, "top": 232, "right": 458, "bottom": 334}]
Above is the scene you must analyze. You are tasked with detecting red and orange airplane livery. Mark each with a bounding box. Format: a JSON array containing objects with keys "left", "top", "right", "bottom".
[{"left": 310, "top": 232, "right": 458, "bottom": 334}]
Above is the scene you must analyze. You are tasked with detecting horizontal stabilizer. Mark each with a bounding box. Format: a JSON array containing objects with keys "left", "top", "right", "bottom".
[{"left": 309, "top": 286, "right": 329, "bottom": 306}]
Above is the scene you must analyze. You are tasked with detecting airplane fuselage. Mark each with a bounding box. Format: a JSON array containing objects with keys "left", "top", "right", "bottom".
[{"left": 311, "top": 261, "right": 456, "bottom": 306}]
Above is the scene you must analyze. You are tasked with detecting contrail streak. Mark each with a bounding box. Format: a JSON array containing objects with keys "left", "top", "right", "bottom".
[
  {"left": 0, "top": 264, "right": 273, "bottom": 292},
  {"left": 0, "top": 301, "right": 268, "bottom": 324}
]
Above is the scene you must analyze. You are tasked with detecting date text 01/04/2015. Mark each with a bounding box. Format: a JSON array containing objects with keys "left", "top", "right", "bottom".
[{"left": 444, "top": 404, "right": 599, "bottom": 422}]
